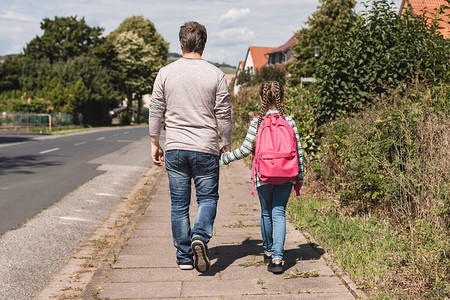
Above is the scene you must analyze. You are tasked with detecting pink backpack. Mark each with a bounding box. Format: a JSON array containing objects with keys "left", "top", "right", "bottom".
[{"left": 251, "top": 113, "right": 300, "bottom": 196}]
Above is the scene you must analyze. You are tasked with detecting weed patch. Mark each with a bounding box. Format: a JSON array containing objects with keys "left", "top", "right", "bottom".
[
  {"left": 287, "top": 196, "right": 449, "bottom": 298},
  {"left": 283, "top": 268, "right": 319, "bottom": 279}
]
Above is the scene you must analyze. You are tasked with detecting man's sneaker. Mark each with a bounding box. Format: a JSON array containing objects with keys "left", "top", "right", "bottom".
[
  {"left": 177, "top": 261, "right": 194, "bottom": 270},
  {"left": 191, "top": 238, "right": 210, "bottom": 273},
  {"left": 263, "top": 251, "right": 272, "bottom": 264},
  {"left": 267, "top": 257, "right": 283, "bottom": 274}
]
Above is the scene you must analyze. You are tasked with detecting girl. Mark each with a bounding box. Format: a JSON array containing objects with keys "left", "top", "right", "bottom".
[{"left": 221, "top": 81, "right": 304, "bottom": 274}]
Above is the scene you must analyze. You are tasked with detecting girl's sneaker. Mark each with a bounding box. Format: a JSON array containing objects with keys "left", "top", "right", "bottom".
[
  {"left": 177, "top": 261, "right": 194, "bottom": 270},
  {"left": 267, "top": 257, "right": 283, "bottom": 274},
  {"left": 263, "top": 251, "right": 272, "bottom": 264}
]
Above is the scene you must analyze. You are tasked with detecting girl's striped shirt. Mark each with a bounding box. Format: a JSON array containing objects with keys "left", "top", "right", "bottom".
[{"left": 221, "top": 110, "right": 304, "bottom": 187}]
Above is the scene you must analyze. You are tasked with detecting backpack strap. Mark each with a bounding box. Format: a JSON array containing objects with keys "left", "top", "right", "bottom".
[
  {"left": 251, "top": 153, "right": 257, "bottom": 195},
  {"left": 250, "top": 116, "right": 263, "bottom": 196}
]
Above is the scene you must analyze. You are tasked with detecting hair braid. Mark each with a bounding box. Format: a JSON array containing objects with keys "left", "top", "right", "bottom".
[
  {"left": 252, "top": 81, "right": 288, "bottom": 151},
  {"left": 273, "top": 82, "right": 286, "bottom": 119},
  {"left": 256, "top": 82, "right": 271, "bottom": 134}
]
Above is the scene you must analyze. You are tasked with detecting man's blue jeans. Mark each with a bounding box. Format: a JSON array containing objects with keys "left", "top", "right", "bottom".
[
  {"left": 165, "top": 150, "right": 219, "bottom": 263},
  {"left": 257, "top": 182, "right": 293, "bottom": 259}
]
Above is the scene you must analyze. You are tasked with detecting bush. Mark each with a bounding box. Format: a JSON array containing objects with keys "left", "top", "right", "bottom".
[
  {"left": 315, "top": 83, "right": 449, "bottom": 295},
  {"left": 315, "top": 0, "right": 449, "bottom": 126},
  {"left": 236, "top": 66, "right": 287, "bottom": 87},
  {"left": 230, "top": 86, "right": 260, "bottom": 140},
  {"left": 283, "top": 86, "right": 319, "bottom": 158},
  {"left": 319, "top": 84, "right": 449, "bottom": 211}
]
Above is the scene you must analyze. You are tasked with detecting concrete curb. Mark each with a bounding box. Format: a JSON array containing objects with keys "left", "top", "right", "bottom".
[
  {"left": 33, "top": 165, "right": 163, "bottom": 300},
  {"left": 78, "top": 168, "right": 165, "bottom": 299}
]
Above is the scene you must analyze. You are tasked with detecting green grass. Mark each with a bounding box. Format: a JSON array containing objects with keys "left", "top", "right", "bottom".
[
  {"left": 287, "top": 196, "right": 410, "bottom": 298},
  {"left": 220, "top": 66, "right": 237, "bottom": 74}
]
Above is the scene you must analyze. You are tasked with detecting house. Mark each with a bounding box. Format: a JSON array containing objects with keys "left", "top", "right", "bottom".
[
  {"left": 243, "top": 46, "right": 275, "bottom": 75},
  {"left": 398, "top": 0, "right": 450, "bottom": 38},
  {"left": 233, "top": 46, "right": 275, "bottom": 94},
  {"left": 109, "top": 106, "right": 138, "bottom": 124},
  {"left": 266, "top": 35, "right": 298, "bottom": 68},
  {"left": 233, "top": 61, "right": 245, "bottom": 95}
]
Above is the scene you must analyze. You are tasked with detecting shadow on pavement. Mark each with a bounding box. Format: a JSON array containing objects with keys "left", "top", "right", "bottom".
[
  {"left": 205, "top": 240, "right": 323, "bottom": 276},
  {"left": 0, "top": 136, "right": 35, "bottom": 144},
  {"left": 0, "top": 155, "right": 62, "bottom": 175}
]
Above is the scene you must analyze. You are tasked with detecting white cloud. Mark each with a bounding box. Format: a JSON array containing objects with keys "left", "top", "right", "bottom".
[
  {"left": 215, "top": 27, "right": 255, "bottom": 45},
  {"left": 0, "top": 11, "right": 39, "bottom": 23},
  {"left": 219, "top": 8, "right": 250, "bottom": 24}
]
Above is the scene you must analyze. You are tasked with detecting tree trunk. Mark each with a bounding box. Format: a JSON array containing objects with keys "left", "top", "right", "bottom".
[
  {"left": 137, "top": 94, "right": 143, "bottom": 124},
  {"left": 126, "top": 92, "right": 133, "bottom": 125}
]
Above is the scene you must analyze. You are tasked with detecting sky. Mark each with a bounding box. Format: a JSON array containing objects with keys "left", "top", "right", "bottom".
[{"left": 0, "top": 0, "right": 403, "bottom": 67}]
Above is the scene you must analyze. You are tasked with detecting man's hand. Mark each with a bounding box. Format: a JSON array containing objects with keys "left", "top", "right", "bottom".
[
  {"left": 151, "top": 136, "right": 164, "bottom": 166},
  {"left": 220, "top": 144, "right": 231, "bottom": 154}
]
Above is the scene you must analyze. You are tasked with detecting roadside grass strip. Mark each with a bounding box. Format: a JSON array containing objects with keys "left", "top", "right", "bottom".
[{"left": 287, "top": 196, "right": 410, "bottom": 299}]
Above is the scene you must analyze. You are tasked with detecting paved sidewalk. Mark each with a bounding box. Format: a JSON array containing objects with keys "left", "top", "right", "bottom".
[{"left": 88, "top": 160, "right": 358, "bottom": 299}]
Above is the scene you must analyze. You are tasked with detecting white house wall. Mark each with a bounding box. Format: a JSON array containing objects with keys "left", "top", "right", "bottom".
[{"left": 244, "top": 51, "right": 255, "bottom": 74}]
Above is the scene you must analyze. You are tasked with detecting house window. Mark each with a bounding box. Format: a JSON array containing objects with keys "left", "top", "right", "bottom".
[{"left": 286, "top": 50, "right": 293, "bottom": 61}]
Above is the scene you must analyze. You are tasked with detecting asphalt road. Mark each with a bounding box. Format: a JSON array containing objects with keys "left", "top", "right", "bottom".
[
  {"left": 0, "top": 126, "right": 161, "bottom": 299},
  {"left": 0, "top": 127, "right": 149, "bottom": 234}
]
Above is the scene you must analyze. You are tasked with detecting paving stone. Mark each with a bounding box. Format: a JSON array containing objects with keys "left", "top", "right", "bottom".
[
  {"left": 99, "top": 282, "right": 181, "bottom": 299},
  {"left": 107, "top": 267, "right": 219, "bottom": 283},
  {"left": 134, "top": 222, "right": 172, "bottom": 229},
  {"left": 125, "top": 237, "right": 173, "bottom": 248},
  {"left": 286, "top": 261, "right": 337, "bottom": 277},
  {"left": 181, "top": 279, "right": 263, "bottom": 297},
  {"left": 113, "top": 254, "right": 176, "bottom": 268},
  {"left": 209, "top": 235, "right": 263, "bottom": 246},
  {"left": 131, "top": 228, "right": 172, "bottom": 237},
  {"left": 263, "top": 276, "right": 350, "bottom": 295},
  {"left": 138, "top": 216, "right": 171, "bottom": 226},
  {"left": 213, "top": 226, "right": 261, "bottom": 236},
  {"left": 120, "top": 245, "right": 176, "bottom": 256}
]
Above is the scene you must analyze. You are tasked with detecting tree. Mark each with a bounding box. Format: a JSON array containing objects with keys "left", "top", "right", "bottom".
[
  {"left": 19, "top": 57, "right": 58, "bottom": 96},
  {"left": 24, "top": 16, "right": 104, "bottom": 63},
  {"left": 0, "top": 55, "right": 23, "bottom": 93},
  {"left": 287, "top": 0, "right": 359, "bottom": 85},
  {"left": 60, "top": 55, "right": 121, "bottom": 125},
  {"left": 65, "top": 79, "right": 88, "bottom": 115},
  {"left": 43, "top": 76, "right": 66, "bottom": 112},
  {"left": 107, "top": 15, "right": 169, "bottom": 123}
]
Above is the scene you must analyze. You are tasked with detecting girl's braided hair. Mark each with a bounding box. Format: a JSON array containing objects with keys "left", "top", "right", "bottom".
[{"left": 255, "top": 81, "right": 286, "bottom": 135}]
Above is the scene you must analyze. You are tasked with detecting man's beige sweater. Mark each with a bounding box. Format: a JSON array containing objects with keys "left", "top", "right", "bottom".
[{"left": 148, "top": 57, "right": 232, "bottom": 156}]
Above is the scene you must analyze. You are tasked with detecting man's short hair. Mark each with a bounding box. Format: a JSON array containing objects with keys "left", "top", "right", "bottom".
[{"left": 179, "top": 21, "right": 207, "bottom": 55}]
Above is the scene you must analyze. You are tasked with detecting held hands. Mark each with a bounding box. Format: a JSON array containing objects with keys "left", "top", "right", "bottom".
[
  {"left": 220, "top": 144, "right": 231, "bottom": 154},
  {"left": 219, "top": 144, "right": 231, "bottom": 166}
]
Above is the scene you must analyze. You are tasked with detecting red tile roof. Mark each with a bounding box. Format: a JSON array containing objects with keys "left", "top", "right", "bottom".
[
  {"left": 239, "top": 60, "right": 244, "bottom": 70},
  {"left": 399, "top": 0, "right": 450, "bottom": 37},
  {"left": 266, "top": 35, "right": 298, "bottom": 55},
  {"left": 248, "top": 46, "right": 275, "bottom": 71}
]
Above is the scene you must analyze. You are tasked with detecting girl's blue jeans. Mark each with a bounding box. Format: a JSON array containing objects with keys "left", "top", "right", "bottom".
[
  {"left": 256, "top": 182, "right": 293, "bottom": 259},
  {"left": 165, "top": 150, "right": 219, "bottom": 264}
]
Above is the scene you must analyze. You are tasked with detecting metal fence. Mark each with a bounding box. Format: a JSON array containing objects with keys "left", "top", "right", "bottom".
[{"left": 0, "top": 112, "right": 74, "bottom": 133}]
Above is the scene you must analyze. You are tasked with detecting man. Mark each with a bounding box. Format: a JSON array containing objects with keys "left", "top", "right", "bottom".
[{"left": 148, "top": 21, "right": 232, "bottom": 273}]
